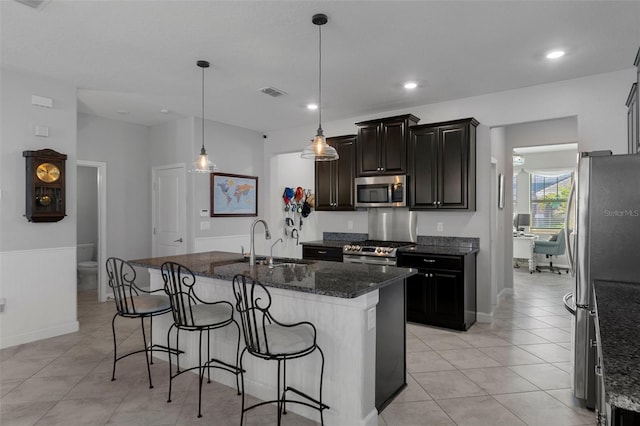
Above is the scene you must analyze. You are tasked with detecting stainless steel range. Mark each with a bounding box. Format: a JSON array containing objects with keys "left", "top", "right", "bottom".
[
  {"left": 343, "top": 240, "right": 415, "bottom": 266},
  {"left": 342, "top": 208, "right": 417, "bottom": 266}
]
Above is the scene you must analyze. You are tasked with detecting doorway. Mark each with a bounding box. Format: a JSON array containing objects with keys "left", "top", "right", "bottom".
[{"left": 76, "top": 160, "right": 107, "bottom": 302}]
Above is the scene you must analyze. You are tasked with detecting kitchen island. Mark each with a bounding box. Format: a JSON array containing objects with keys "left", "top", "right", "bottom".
[{"left": 130, "top": 251, "right": 415, "bottom": 425}]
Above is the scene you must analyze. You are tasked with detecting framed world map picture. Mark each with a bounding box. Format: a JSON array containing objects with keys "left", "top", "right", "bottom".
[{"left": 210, "top": 172, "right": 258, "bottom": 217}]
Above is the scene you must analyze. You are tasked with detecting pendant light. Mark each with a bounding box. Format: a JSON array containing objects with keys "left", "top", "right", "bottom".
[
  {"left": 301, "top": 13, "right": 339, "bottom": 161},
  {"left": 190, "top": 60, "right": 217, "bottom": 173}
]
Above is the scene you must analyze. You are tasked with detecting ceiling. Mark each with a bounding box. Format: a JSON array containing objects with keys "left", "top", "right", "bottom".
[{"left": 2, "top": 1, "right": 640, "bottom": 133}]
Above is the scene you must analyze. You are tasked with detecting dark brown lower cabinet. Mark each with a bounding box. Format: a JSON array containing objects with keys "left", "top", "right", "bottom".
[{"left": 398, "top": 251, "right": 476, "bottom": 331}]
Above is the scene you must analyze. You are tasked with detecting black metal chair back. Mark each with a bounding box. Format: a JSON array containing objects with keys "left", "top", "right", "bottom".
[
  {"left": 232, "top": 274, "right": 274, "bottom": 356},
  {"left": 105, "top": 256, "right": 173, "bottom": 389},
  {"left": 106, "top": 256, "right": 141, "bottom": 315},
  {"left": 160, "top": 261, "right": 203, "bottom": 328}
]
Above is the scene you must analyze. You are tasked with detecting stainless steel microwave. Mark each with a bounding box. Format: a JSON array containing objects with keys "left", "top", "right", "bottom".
[{"left": 354, "top": 175, "right": 407, "bottom": 208}]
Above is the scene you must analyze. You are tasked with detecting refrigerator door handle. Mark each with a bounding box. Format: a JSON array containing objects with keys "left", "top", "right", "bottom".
[
  {"left": 565, "top": 179, "right": 576, "bottom": 277},
  {"left": 563, "top": 292, "right": 577, "bottom": 315}
]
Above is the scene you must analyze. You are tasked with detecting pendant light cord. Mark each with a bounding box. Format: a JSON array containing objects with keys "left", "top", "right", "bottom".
[
  {"left": 317, "top": 22, "right": 322, "bottom": 133},
  {"left": 201, "top": 64, "right": 205, "bottom": 152}
]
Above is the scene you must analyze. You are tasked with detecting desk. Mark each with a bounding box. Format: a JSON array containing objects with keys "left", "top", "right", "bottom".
[{"left": 513, "top": 235, "right": 538, "bottom": 273}]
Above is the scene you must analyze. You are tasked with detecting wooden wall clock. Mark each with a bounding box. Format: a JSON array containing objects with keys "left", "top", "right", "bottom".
[{"left": 23, "top": 149, "right": 67, "bottom": 222}]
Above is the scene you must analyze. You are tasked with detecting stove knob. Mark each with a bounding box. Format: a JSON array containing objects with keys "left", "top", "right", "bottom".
[
  {"left": 376, "top": 248, "right": 382, "bottom": 254},
  {"left": 355, "top": 245, "right": 361, "bottom": 251}
]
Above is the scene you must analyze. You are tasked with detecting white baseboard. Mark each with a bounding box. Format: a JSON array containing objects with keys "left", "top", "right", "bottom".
[
  {"left": 1, "top": 320, "right": 79, "bottom": 349},
  {"left": 477, "top": 311, "right": 493, "bottom": 323},
  {"left": 498, "top": 287, "right": 514, "bottom": 302}
]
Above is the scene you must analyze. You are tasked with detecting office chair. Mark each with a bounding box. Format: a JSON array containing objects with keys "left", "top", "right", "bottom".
[{"left": 533, "top": 229, "right": 567, "bottom": 274}]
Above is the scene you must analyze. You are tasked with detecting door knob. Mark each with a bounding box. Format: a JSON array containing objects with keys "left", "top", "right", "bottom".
[{"left": 173, "top": 238, "right": 183, "bottom": 243}]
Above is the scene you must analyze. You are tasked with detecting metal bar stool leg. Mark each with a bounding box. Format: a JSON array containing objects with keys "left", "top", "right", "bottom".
[
  {"left": 149, "top": 315, "right": 154, "bottom": 364},
  {"left": 207, "top": 329, "right": 211, "bottom": 384},
  {"left": 140, "top": 316, "right": 153, "bottom": 388},
  {"left": 239, "top": 349, "right": 248, "bottom": 426},
  {"left": 319, "top": 347, "right": 326, "bottom": 426},
  {"left": 197, "top": 329, "right": 204, "bottom": 418},
  {"left": 234, "top": 321, "right": 241, "bottom": 395},
  {"left": 167, "top": 324, "right": 174, "bottom": 403},
  {"left": 110, "top": 313, "right": 118, "bottom": 381}
]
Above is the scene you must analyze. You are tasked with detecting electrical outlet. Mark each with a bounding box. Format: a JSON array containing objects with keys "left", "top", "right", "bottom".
[
  {"left": 437, "top": 222, "right": 444, "bottom": 232},
  {"left": 347, "top": 220, "right": 353, "bottom": 230},
  {"left": 200, "top": 221, "right": 211, "bottom": 231}
]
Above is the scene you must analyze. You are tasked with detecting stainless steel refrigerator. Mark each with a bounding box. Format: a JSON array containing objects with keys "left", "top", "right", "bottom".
[{"left": 564, "top": 151, "right": 640, "bottom": 409}]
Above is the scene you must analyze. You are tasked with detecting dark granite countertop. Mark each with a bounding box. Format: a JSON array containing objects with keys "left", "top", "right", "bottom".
[
  {"left": 301, "top": 240, "right": 349, "bottom": 248},
  {"left": 398, "top": 245, "right": 479, "bottom": 256},
  {"left": 304, "top": 234, "right": 480, "bottom": 256},
  {"left": 130, "top": 251, "right": 416, "bottom": 299},
  {"left": 593, "top": 280, "right": 640, "bottom": 413}
]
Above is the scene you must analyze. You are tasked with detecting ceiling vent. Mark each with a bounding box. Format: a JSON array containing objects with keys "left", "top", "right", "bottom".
[
  {"left": 259, "top": 87, "right": 287, "bottom": 98},
  {"left": 14, "top": 0, "right": 48, "bottom": 8}
]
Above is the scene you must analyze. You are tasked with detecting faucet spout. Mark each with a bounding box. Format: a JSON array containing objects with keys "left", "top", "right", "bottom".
[
  {"left": 250, "top": 218, "right": 271, "bottom": 266},
  {"left": 269, "top": 238, "right": 284, "bottom": 268}
]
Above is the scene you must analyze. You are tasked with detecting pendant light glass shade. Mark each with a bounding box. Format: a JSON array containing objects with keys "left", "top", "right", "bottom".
[
  {"left": 301, "top": 14, "right": 338, "bottom": 162},
  {"left": 190, "top": 60, "right": 218, "bottom": 173}
]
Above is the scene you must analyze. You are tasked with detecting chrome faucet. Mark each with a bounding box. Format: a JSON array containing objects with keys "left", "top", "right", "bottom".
[
  {"left": 250, "top": 218, "right": 271, "bottom": 266},
  {"left": 291, "top": 228, "right": 299, "bottom": 245},
  {"left": 268, "top": 238, "right": 284, "bottom": 268}
]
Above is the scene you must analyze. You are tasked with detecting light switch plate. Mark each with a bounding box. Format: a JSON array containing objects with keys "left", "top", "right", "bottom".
[
  {"left": 32, "top": 95, "right": 53, "bottom": 108},
  {"left": 34, "top": 125, "right": 49, "bottom": 137},
  {"left": 200, "top": 209, "right": 209, "bottom": 217}
]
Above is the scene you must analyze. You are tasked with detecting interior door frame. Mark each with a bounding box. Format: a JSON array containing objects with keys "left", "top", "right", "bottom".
[
  {"left": 77, "top": 160, "right": 108, "bottom": 302},
  {"left": 152, "top": 163, "right": 187, "bottom": 257}
]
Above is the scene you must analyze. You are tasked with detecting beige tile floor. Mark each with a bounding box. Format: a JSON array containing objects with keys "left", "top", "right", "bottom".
[{"left": 0, "top": 268, "right": 596, "bottom": 425}]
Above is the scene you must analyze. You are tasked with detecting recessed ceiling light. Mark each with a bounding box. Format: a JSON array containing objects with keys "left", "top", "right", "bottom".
[
  {"left": 307, "top": 103, "right": 318, "bottom": 110},
  {"left": 546, "top": 50, "right": 565, "bottom": 60},
  {"left": 116, "top": 109, "right": 130, "bottom": 115},
  {"left": 403, "top": 82, "right": 418, "bottom": 90},
  {"left": 160, "top": 108, "right": 169, "bottom": 114}
]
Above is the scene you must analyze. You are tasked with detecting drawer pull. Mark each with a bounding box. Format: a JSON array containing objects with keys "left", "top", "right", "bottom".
[
  {"left": 317, "top": 250, "right": 327, "bottom": 254},
  {"left": 423, "top": 259, "right": 436, "bottom": 263}
]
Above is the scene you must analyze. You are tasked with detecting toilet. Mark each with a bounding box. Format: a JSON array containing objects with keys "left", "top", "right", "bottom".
[{"left": 77, "top": 243, "right": 98, "bottom": 290}]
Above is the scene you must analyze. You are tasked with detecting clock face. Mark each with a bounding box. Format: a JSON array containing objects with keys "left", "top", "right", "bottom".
[{"left": 36, "top": 162, "right": 61, "bottom": 183}]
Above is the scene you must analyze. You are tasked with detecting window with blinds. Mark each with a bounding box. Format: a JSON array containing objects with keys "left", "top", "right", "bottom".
[{"left": 530, "top": 172, "right": 573, "bottom": 229}]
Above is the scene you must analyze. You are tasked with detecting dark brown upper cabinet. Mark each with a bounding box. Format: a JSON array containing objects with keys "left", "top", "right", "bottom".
[
  {"left": 314, "top": 135, "right": 357, "bottom": 211},
  {"left": 408, "top": 118, "right": 478, "bottom": 210},
  {"left": 355, "top": 114, "right": 419, "bottom": 176}
]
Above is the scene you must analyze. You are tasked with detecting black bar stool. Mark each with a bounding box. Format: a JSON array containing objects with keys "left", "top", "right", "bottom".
[
  {"left": 161, "top": 261, "right": 242, "bottom": 418},
  {"left": 106, "top": 257, "right": 174, "bottom": 389},
  {"left": 232, "top": 274, "right": 329, "bottom": 425}
]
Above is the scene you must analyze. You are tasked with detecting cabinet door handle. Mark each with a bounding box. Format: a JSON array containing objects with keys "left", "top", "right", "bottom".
[
  {"left": 423, "top": 259, "right": 436, "bottom": 263},
  {"left": 317, "top": 250, "right": 327, "bottom": 254},
  {"left": 432, "top": 201, "right": 438, "bottom": 206},
  {"left": 437, "top": 201, "right": 442, "bottom": 206},
  {"left": 424, "top": 273, "right": 433, "bottom": 278},
  {"left": 173, "top": 238, "right": 183, "bottom": 243},
  {"left": 595, "top": 364, "right": 602, "bottom": 376}
]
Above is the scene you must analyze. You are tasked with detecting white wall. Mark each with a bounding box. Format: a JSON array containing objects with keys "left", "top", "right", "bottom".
[
  {"left": 490, "top": 127, "right": 507, "bottom": 305},
  {"left": 0, "top": 68, "right": 79, "bottom": 348},
  {"left": 76, "top": 166, "right": 98, "bottom": 246},
  {"left": 264, "top": 69, "right": 636, "bottom": 320},
  {"left": 77, "top": 112, "right": 152, "bottom": 288},
  {"left": 149, "top": 116, "right": 265, "bottom": 255}
]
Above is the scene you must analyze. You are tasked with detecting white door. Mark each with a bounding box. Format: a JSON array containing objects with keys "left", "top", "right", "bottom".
[{"left": 153, "top": 165, "right": 186, "bottom": 257}]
